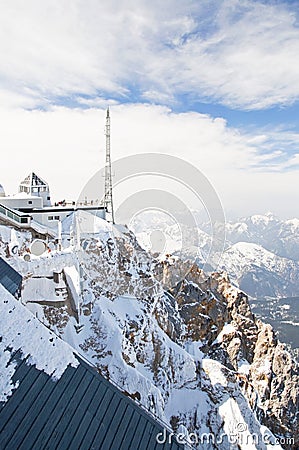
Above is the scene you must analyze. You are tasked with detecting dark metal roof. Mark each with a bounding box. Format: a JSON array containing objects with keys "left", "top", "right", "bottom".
[
  {"left": 0, "top": 349, "right": 184, "bottom": 450},
  {"left": 0, "top": 257, "right": 22, "bottom": 297}
]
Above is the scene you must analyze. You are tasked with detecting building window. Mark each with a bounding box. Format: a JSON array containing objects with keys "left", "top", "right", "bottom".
[
  {"left": 48, "top": 216, "right": 53, "bottom": 221},
  {"left": 28, "top": 201, "right": 32, "bottom": 205},
  {"left": 55, "top": 215, "right": 60, "bottom": 220},
  {"left": 47, "top": 196, "right": 50, "bottom": 201}
]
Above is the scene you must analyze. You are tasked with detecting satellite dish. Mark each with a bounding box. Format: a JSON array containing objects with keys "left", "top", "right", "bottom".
[
  {"left": 24, "top": 253, "right": 31, "bottom": 262},
  {"left": 30, "top": 240, "right": 47, "bottom": 256},
  {"left": 9, "top": 243, "right": 19, "bottom": 256}
]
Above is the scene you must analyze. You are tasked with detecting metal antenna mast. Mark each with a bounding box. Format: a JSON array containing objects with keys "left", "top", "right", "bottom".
[{"left": 104, "top": 108, "right": 115, "bottom": 223}]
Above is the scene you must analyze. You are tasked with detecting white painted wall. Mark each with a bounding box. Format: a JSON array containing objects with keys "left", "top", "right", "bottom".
[
  {"left": 31, "top": 208, "right": 106, "bottom": 230},
  {"left": 0, "top": 196, "right": 43, "bottom": 210}
]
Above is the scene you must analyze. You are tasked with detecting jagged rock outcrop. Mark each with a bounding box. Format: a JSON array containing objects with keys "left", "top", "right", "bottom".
[
  {"left": 3, "top": 218, "right": 298, "bottom": 449},
  {"left": 153, "top": 255, "right": 298, "bottom": 448},
  {"left": 250, "top": 322, "right": 299, "bottom": 444}
]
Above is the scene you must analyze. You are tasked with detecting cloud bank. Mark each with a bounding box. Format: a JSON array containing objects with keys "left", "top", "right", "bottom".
[
  {"left": 1, "top": 104, "right": 298, "bottom": 219},
  {"left": 1, "top": 0, "right": 299, "bottom": 110}
]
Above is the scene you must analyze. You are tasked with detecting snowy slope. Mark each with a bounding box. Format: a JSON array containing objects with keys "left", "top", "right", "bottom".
[
  {"left": 1, "top": 215, "right": 297, "bottom": 449},
  {"left": 0, "top": 283, "right": 79, "bottom": 402}
]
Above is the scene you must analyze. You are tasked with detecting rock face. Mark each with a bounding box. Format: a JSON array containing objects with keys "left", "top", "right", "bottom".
[
  {"left": 250, "top": 322, "right": 299, "bottom": 443},
  {"left": 155, "top": 257, "right": 298, "bottom": 448},
  {"left": 2, "top": 217, "right": 298, "bottom": 449},
  {"left": 134, "top": 213, "right": 299, "bottom": 298}
]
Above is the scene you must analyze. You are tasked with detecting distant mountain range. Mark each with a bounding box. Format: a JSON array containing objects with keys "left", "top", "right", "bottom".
[
  {"left": 216, "top": 214, "right": 299, "bottom": 354},
  {"left": 225, "top": 213, "right": 299, "bottom": 261},
  {"left": 218, "top": 241, "right": 299, "bottom": 298},
  {"left": 133, "top": 212, "right": 299, "bottom": 299},
  {"left": 218, "top": 213, "right": 299, "bottom": 298},
  {"left": 105, "top": 211, "right": 299, "bottom": 352}
]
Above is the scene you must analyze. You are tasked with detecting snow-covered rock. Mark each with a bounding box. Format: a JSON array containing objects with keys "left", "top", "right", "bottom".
[{"left": 0, "top": 215, "right": 297, "bottom": 449}]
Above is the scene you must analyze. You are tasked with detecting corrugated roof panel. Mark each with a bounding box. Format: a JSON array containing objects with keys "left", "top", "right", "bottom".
[
  {"left": 18, "top": 365, "right": 78, "bottom": 450},
  {"left": 130, "top": 415, "right": 149, "bottom": 449},
  {"left": 96, "top": 396, "right": 127, "bottom": 449},
  {"left": 91, "top": 391, "right": 121, "bottom": 448},
  {"left": 5, "top": 370, "right": 53, "bottom": 450},
  {"left": 146, "top": 423, "right": 172, "bottom": 450},
  {"left": 0, "top": 356, "right": 39, "bottom": 424},
  {"left": 0, "top": 257, "right": 22, "bottom": 297},
  {"left": 70, "top": 382, "right": 109, "bottom": 449},
  {"left": 82, "top": 384, "right": 115, "bottom": 449},
  {"left": 119, "top": 408, "right": 142, "bottom": 449},
  {"left": 109, "top": 403, "right": 135, "bottom": 450},
  {"left": 53, "top": 369, "right": 94, "bottom": 430},
  {"left": 0, "top": 366, "right": 42, "bottom": 448},
  {"left": 53, "top": 372, "right": 98, "bottom": 449},
  {"left": 0, "top": 353, "right": 185, "bottom": 450},
  {"left": 11, "top": 374, "right": 57, "bottom": 449},
  {"left": 32, "top": 364, "right": 87, "bottom": 450},
  {"left": 140, "top": 421, "right": 155, "bottom": 450},
  {"left": 65, "top": 401, "right": 102, "bottom": 449}
]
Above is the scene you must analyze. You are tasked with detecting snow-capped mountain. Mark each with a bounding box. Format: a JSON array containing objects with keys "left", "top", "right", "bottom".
[
  {"left": 131, "top": 212, "right": 299, "bottom": 298},
  {"left": 218, "top": 242, "right": 299, "bottom": 298},
  {"left": 224, "top": 213, "right": 299, "bottom": 262},
  {"left": 130, "top": 211, "right": 299, "bottom": 357},
  {"left": 0, "top": 215, "right": 298, "bottom": 449}
]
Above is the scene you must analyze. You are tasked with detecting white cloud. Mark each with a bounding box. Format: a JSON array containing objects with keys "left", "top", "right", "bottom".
[
  {"left": 1, "top": 0, "right": 299, "bottom": 110},
  {"left": 158, "top": 0, "right": 299, "bottom": 109},
  {"left": 0, "top": 1, "right": 298, "bottom": 220},
  {"left": 0, "top": 104, "right": 298, "bottom": 219}
]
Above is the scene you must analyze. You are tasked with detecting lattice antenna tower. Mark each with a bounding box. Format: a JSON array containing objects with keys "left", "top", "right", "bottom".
[{"left": 103, "top": 108, "right": 115, "bottom": 223}]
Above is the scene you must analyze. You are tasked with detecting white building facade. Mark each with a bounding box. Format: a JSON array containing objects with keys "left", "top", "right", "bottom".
[{"left": 0, "top": 172, "right": 106, "bottom": 230}]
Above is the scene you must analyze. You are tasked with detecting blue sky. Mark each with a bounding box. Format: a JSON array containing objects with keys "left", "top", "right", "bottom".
[{"left": 0, "top": 0, "right": 299, "bottom": 218}]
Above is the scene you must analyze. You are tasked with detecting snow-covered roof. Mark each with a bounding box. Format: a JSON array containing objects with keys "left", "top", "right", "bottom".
[
  {"left": 0, "top": 283, "right": 79, "bottom": 384},
  {"left": 0, "top": 285, "right": 183, "bottom": 450}
]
